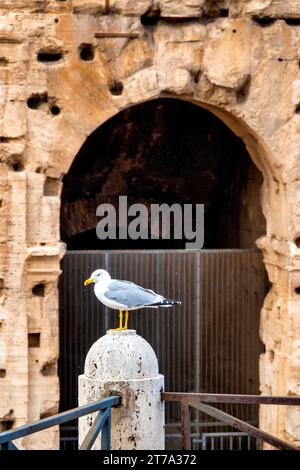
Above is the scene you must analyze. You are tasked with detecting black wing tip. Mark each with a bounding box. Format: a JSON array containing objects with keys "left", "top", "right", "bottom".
[{"left": 151, "top": 298, "right": 181, "bottom": 306}]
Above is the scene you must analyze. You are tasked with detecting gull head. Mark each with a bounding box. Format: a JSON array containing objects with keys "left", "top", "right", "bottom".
[{"left": 84, "top": 269, "right": 111, "bottom": 286}]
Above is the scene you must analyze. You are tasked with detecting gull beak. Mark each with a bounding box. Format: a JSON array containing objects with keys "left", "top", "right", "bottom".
[{"left": 84, "top": 278, "right": 94, "bottom": 286}]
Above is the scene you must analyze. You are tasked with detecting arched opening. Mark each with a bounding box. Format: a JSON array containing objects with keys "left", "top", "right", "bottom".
[
  {"left": 61, "top": 99, "right": 265, "bottom": 250},
  {"left": 59, "top": 99, "right": 269, "bottom": 450}
]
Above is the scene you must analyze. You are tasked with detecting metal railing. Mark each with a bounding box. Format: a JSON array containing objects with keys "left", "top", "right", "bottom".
[
  {"left": 162, "top": 392, "right": 300, "bottom": 451},
  {"left": 165, "top": 423, "right": 262, "bottom": 450},
  {"left": 0, "top": 396, "right": 120, "bottom": 450},
  {"left": 1, "top": 392, "right": 299, "bottom": 450},
  {"left": 193, "top": 431, "right": 261, "bottom": 450}
]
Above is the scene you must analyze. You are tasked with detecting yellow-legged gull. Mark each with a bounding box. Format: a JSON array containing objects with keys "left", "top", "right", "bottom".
[{"left": 84, "top": 269, "right": 181, "bottom": 331}]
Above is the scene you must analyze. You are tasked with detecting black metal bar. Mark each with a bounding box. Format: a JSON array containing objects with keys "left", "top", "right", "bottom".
[
  {"left": 196, "top": 402, "right": 299, "bottom": 451},
  {"left": 162, "top": 392, "right": 300, "bottom": 406},
  {"left": 180, "top": 402, "right": 191, "bottom": 450},
  {"left": 80, "top": 409, "right": 110, "bottom": 450},
  {"left": 0, "top": 396, "right": 120, "bottom": 445}
]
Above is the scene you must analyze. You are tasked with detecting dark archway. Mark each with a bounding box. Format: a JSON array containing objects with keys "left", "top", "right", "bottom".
[{"left": 61, "top": 98, "right": 265, "bottom": 249}]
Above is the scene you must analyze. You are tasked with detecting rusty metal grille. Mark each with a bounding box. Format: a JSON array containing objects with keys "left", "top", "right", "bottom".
[{"left": 58, "top": 249, "right": 268, "bottom": 448}]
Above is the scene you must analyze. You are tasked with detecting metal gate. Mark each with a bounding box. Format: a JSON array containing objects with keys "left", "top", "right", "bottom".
[{"left": 58, "top": 249, "right": 269, "bottom": 449}]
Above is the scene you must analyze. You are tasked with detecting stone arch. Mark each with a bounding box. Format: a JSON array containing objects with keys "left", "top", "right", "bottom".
[
  {"left": 55, "top": 91, "right": 277, "bottom": 252},
  {"left": 60, "top": 96, "right": 267, "bottom": 250},
  {"left": 55, "top": 93, "right": 276, "bottom": 186}
]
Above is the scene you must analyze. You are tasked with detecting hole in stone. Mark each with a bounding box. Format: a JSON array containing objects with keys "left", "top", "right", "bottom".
[
  {"left": 295, "top": 103, "right": 300, "bottom": 114},
  {"left": 36, "top": 166, "right": 45, "bottom": 174},
  {"left": 277, "top": 58, "right": 283, "bottom": 62},
  {"left": 0, "top": 369, "right": 6, "bottom": 378},
  {"left": 0, "top": 199, "right": 3, "bottom": 208},
  {"left": 12, "top": 161, "right": 23, "bottom": 172},
  {"left": 232, "top": 29, "right": 237, "bottom": 33},
  {"left": 28, "top": 333, "right": 40, "bottom": 348},
  {"left": 141, "top": 8, "right": 161, "bottom": 26},
  {"left": 50, "top": 105, "right": 61, "bottom": 116},
  {"left": 27, "top": 97, "right": 40, "bottom": 109},
  {"left": 27, "top": 97, "right": 39, "bottom": 109},
  {"left": 220, "top": 9, "right": 229, "bottom": 17},
  {"left": 294, "top": 236, "right": 300, "bottom": 248},
  {"left": 37, "top": 52, "right": 62, "bottom": 63},
  {"left": 0, "top": 57, "right": 8, "bottom": 66},
  {"left": 32, "top": 283, "right": 45, "bottom": 297},
  {"left": 0, "top": 136, "right": 9, "bottom": 143},
  {"left": 54, "top": 18, "right": 59, "bottom": 23},
  {"left": 294, "top": 287, "right": 300, "bottom": 294},
  {"left": 285, "top": 18, "right": 300, "bottom": 26},
  {"left": 269, "top": 350, "right": 275, "bottom": 362},
  {"left": 191, "top": 70, "right": 201, "bottom": 84},
  {"left": 41, "top": 360, "right": 56, "bottom": 376},
  {"left": 78, "top": 43, "right": 94, "bottom": 61},
  {"left": 44, "top": 177, "right": 60, "bottom": 196},
  {"left": 0, "top": 419, "right": 14, "bottom": 432},
  {"left": 27, "top": 93, "right": 48, "bottom": 110},
  {"left": 252, "top": 17, "right": 276, "bottom": 27},
  {"left": 0, "top": 278, "right": 4, "bottom": 293},
  {"left": 109, "top": 80, "right": 123, "bottom": 96}
]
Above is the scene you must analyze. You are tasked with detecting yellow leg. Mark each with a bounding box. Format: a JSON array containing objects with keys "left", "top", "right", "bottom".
[
  {"left": 124, "top": 310, "right": 129, "bottom": 330},
  {"left": 110, "top": 310, "right": 123, "bottom": 331},
  {"left": 119, "top": 310, "right": 123, "bottom": 329}
]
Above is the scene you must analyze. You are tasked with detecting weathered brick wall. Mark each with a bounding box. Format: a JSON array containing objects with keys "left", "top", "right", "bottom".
[{"left": 0, "top": 0, "right": 300, "bottom": 449}]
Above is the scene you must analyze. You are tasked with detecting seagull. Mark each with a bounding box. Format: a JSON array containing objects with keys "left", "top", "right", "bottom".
[{"left": 84, "top": 269, "right": 181, "bottom": 331}]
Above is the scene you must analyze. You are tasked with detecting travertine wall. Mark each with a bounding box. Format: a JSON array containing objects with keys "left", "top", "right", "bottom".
[{"left": 0, "top": 0, "right": 300, "bottom": 449}]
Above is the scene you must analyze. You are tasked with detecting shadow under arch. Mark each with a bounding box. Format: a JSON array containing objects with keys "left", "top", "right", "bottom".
[
  {"left": 57, "top": 94, "right": 276, "bottom": 195},
  {"left": 60, "top": 97, "right": 267, "bottom": 250}
]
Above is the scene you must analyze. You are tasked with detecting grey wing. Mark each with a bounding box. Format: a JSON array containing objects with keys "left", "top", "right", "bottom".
[{"left": 104, "top": 280, "right": 162, "bottom": 308}]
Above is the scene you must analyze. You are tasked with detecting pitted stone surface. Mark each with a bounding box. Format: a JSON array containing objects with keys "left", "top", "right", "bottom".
[
  {"left": 84, "top": 330, "right": 159, "bottom": 380},
  {"left": 79, "top": 330, "right": 164, "bottom": 450},
  {"left": 0, "top": 0, "right": 300, "bottom": 450}
]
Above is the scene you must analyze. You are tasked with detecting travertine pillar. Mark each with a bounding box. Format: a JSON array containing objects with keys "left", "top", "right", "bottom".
[{"left": 78, "top": 330, "right": 165, "bottom": 450}]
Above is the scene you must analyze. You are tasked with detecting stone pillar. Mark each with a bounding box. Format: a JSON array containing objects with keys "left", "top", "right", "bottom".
[{"left": 78, "top": 330, "right": 165, "bottom": 450}]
